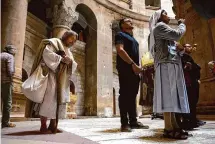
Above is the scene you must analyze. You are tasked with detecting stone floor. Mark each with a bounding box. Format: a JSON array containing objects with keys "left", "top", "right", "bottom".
[{"left": 1, "top": 117, "right": 215, "bottom": 144}]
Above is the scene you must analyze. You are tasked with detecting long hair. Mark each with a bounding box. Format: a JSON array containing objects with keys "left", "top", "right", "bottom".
[{"left": 61, "top": 31, "right": 78, "bottom": 44}]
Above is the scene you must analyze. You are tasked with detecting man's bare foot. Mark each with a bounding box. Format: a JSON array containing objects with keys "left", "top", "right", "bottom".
[
  {"left": 40, "top": 127, "right": 52, "bottom": 134},
  {"left": 50, "top": 128, "right": 63, "bottom": 134}
]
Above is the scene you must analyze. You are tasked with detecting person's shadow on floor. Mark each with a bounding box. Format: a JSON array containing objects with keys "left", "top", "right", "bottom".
[
  {"left": 4, "top": 130, "right": 63, "bottom": 136},
  {"left": 138, "top": 129, "right": 179, "bottom": 142}
]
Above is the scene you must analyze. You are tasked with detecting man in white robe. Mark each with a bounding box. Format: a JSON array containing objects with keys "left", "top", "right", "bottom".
[{"left": 29, "top": 31, "right": 78, "bottom": 134}]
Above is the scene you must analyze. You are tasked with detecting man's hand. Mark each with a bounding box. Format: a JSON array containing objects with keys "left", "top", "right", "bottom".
[
  {"left": 132, "top": 63, "right": 142, "bottom": 75},
  {"left": 61, "top": 56, "right": 72, "bottom": 65},
  {"left": 184, "top": 62, "right": 192, "bottom": 70},
  {"left": 192, "top": 44, "right": 197, "bottom": 52},
  {"left": 198, "top": 80, "right": 201, "bottom": 84},
  {"left": 178, "top": 19, "right": 185, "bottom": 25}
]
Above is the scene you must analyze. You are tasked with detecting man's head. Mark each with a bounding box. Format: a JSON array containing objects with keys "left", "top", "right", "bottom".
[
  {"left": 183, "top": 44, "right": 193, "bottom": 54},
  {"left": 208, "top": 61, "right": 215, "bottom": 75},
  {"left": 61, "top": 31, "right": 78, "bottom": 47},
  {"left": 119, "top": 18, "right": 134, "bottom": 34},
  {"left": 3, "top": 45, "right": 17, "bottom": 55},
  {"left": 159, "top": 10, "right": 170, "bottom": 24}
]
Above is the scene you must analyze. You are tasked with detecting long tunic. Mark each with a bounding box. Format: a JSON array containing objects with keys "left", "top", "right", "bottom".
[
  {"left": 38, "top": 44, "right": 75, "bottom": 119},
  {"left": 153, "top": 22, "right": 190, "bottom": 113}
]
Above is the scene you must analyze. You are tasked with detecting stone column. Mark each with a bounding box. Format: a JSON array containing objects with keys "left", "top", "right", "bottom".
[
  {"left": 1, "top": 0, "right": 28, "bottom": 94},
  {"left": 52, "top": 1, "right": 79, "bottom": 119},
  {"left": 52, "top": 1, "right": 79, "bottom": 38},
  {"left": 208, "top": 18, "right": 215, "bottom": 60}
]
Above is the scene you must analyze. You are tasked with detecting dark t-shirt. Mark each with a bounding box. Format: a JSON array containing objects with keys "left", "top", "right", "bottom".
[
  {"left": 181, "top": 53, "right": 201, "bottom": 86},
  {"left": 115, "top": 32, "right": 139, "bottom": 72}
]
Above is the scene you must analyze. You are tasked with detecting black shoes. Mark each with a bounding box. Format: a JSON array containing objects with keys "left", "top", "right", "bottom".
[
  {"left": 130, "top": 121, "right": 149, "bottom": 129},
  {"left": 196, "top": 120, "right": 206, "bottom": 127},
  {"left": 121, "top": 121, "right": 149, "bottom": 132},
  {"left": 121, "top": 124, "right": 132, "bottom": 132},
  {"left": 1, "top": 122, "right": 16, "bottom": 128}
]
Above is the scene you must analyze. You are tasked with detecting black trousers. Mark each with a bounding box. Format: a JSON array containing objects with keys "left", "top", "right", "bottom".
[
  {"left": 118, "top": 69, "right": 140, "bottom": 125},
  {"left": 176, "top": 83, "right": 200, "bottom": 127},
  {"left": 186, "top": 83, "right": 199, "bottom": 121}
]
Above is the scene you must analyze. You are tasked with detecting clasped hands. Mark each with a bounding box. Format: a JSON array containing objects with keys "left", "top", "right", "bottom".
[
  {"left": 61, "top": 56, "right": 73, "bottom": 65},
  {"left": 132, "top": 63, "right": 142, "bottom": 75}
]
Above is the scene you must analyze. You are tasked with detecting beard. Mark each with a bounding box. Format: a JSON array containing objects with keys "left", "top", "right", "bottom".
[{"left": 65, "top": 42, "right": 74, "bottom": 47}]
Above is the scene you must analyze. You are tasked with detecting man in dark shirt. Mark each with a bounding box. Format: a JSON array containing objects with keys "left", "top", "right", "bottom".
[
  {"left": 1, "top": 45, "right": 17, "bottom": 128},
  {"left": 176, "top": 44, "right": 206, "bottom": 129},
  {"left": 115, "top": 18, "right": 149, "bottom": 132}
]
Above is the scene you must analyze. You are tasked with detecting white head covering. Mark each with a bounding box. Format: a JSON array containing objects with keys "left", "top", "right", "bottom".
[{"left": 149, "top": 9, "right": 164, "bottom": 58}]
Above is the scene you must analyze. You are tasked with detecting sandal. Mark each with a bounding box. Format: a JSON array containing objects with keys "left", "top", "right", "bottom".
[{"left": 163, "top": 129, "right": 188, "bottom": 140}]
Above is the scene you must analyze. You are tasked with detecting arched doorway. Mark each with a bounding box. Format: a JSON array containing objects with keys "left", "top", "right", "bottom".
[
  {"left": 113, "top": 88, "right": 116, "bottom": 116},
  {"left": 70, "top": 81, "right": 76, "bottom": 94},
  {"left": 22, "top": 69, "right": 28, "bottom": 82},
  {"left": 75, "top": 4, "right": 97, "bottom": 116}
]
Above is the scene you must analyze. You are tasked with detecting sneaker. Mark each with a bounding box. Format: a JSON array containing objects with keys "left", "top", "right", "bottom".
[
  {"left": 2, "top": 123, "right": 16, "bottom": 128},
  {"left": 121, "top": 124, "right": 132, "bottom": 132},
  {"left": 130, "top": 121, "right": 149, "bottom": 129}
]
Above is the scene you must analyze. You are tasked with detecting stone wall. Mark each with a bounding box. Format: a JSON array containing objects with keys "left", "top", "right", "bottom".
[
  {"left": 23, "top": 13, "right": 49, "bottom": 75},
  {"left": 65, "top": 0, "right": 178, "bottom": 116},
  {"left": 71, "top": 41, "right": 86, "bottom": 116},
  {"left": 172, "top": 0, "right": 215, "bottom": 114}
]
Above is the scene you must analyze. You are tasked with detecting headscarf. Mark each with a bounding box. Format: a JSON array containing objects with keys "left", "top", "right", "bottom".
[{"left": 149, "top": 9, "right": 164, "bottom": 58}]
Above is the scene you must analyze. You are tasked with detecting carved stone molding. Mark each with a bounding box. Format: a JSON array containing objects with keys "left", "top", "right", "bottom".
[
  {"left": 94, "top": 0, "right": 149, "bottom": 21},
  {"left": 184, "top": 9, "right": 200, "bottom": 26},
  {"left": 52, "top": 1, "right": 79, "bottom": 27}
]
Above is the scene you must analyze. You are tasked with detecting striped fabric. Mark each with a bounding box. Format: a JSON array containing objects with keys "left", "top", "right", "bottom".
[
  {"left": 152, "top": 22, "right": 190, "bottom": 113},
  {"left": 1, "top": 52, "right": 15, "bottom": 83},
  {"left": 153, "top": 22, "right": 186, "bottom": 66}
]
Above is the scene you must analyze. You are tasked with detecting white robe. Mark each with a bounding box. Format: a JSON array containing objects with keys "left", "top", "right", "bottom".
[{"left": 38, "top": 44, "right": 77, "bottom": 119}]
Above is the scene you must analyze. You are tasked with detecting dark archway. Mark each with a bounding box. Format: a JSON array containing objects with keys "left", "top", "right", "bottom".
[
  {"left": 70, "top": 81, "right": 76, "bottom": 94},
  {"left": 28, "top": 0, "right": 51, "bottom": 25},
  {"left": 22, "top": 69, "right": 28, "bottom": 82},
  {"left": 113, "top": 88, "right": 116, "bottom": 116},
  {"left": 75, "top": 4, "right": 97, "bottom": 116}
]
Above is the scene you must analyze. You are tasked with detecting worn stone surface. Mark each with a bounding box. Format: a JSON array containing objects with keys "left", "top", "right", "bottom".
[{"left": 2, "top": 117, "right": 215, "bottom": 144}]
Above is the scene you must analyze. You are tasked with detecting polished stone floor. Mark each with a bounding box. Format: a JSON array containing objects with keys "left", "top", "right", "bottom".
[{"left": 1, "top": 117, "right": 215, "bottom": 144}]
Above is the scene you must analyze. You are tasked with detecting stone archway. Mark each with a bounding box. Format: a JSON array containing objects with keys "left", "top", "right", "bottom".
[
  {"left": 22, "top": 69, "right": 28, "bottom": 82},
  {"left": 75, "top": 4, "right": 97, "bottom": 116}
]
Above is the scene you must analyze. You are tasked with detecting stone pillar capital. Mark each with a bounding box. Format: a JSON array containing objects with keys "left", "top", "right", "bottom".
[{"left": 52, "top": 1, "right": 79, "bottom": 28}]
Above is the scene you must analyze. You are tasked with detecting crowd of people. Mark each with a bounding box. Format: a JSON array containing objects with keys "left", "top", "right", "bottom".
[{"left": 1, "top": 9, "right": 215, "bottom": 140}]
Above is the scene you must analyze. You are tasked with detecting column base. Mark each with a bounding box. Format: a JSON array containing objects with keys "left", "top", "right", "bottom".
[
  {"left": 67, "top": 112, "right": 77, "bottom": 119},
  {"left": 12, "top": 77, "right": 27, "bottom": 115},
  {"left": 13, "top": 76, "right": 23, "bottom": 94}
]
